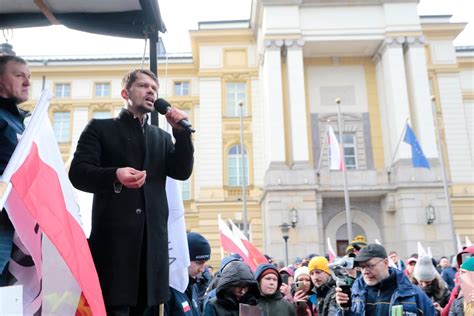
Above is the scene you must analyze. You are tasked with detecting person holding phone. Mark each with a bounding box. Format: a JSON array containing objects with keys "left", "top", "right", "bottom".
[
  {"left": 279, "top": 267, "right": 294, "bottom": 302},
  {"left": 292, "top": 266, "right": 317, "bottom": 316},
  {"left": 335, "top": 244, "right": 436, "bottom": 316},
  {"left": 255, "top": 263, "right": 295, "bottom": 316}
]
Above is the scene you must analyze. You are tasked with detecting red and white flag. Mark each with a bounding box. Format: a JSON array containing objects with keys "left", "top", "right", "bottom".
[
  {"left": 229, "top": 220, "right": 267, "bottom": 270},
  {"left": 328, "top": 126, "right": 343, "bottom": 171},
  {"left": 0, "top": 90, "right": 105, "bottom": 315},
  {"left": 218, "top": 215, "right": 249, "bottom": 262},
  {"left": 326, "top": 237, "right": 336, "bottom": 263}
]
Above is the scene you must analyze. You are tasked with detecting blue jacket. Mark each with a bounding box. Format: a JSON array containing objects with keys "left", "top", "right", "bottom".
[
  {"left": 164, "top": 281, "right": 201, "bottom": 316},
  {"left": 337, "top": 267, "right": 436, "bottom": 316},
  {"left": 0, "top": 97, "right": 28, "bottom": 281}
]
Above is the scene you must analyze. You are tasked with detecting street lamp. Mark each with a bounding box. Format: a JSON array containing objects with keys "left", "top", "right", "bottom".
[
  {"left": 279, "top": 223, "right": 290, "bottom": 266},
  {"left": 426, "top": 205, "right": 436, "bottom": 225},
  {"left": 289, "top": 208, "right": 298, "bottom": 228}
]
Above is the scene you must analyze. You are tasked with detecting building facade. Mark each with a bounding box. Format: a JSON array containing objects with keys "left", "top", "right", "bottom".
[{"left": 21, "top": 0, "right": 473, "bottom": 266}]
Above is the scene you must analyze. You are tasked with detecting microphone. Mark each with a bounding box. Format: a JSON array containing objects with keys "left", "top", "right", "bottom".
[{"left": 154, "top": 98, "right": 195, "bottom": 133}]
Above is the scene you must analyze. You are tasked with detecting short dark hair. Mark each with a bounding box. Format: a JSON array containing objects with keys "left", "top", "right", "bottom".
[
  {"left": 0, "top": 55, "right": 27, "bottom": 76},
  {"left": 121, "top": 69, "right": 158, "bottom": 91}
]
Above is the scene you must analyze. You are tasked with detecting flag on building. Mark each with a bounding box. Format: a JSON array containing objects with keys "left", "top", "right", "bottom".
[
  {"left": 403, "top": 124, "right": 430, "bottom": 169},
  {"left": 328, "top": 126, "right": 344, "bottom": 170},
  {"left": 217, "top": 215, "right": 250, "bottom": 262},
  {"left": 229, "top": 220, "right": 267, "bottom": 270},
  {"left": 326, "top": 238, "right": 336, "bottom": 263},
  {"left": 167, "top": 178, "right": 190, "bottom": 293},
  {"left": 0, "top": 90, "right": 105, "bottom": 315}
]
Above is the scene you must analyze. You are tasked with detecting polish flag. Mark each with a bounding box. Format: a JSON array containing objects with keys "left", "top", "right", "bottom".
[
  {"left": 328, "top": 126, "right": 344, "bottom": 171},
  {"left": 326, "top": 238, "right": 336, "bottom": 263},
  {"left": 229, "top": 220, "right": 267, "bottom": 270},
  {"left": 217, "top": 215, "right": 250, "bottom": 263},
  {"left": 0, "top": 91, "right": 105, "bottom": 315}
]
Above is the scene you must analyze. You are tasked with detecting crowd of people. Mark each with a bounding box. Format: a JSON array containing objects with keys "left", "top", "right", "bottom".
[{"left": 175, "top": 234, "right": 474, "bottom": 316}]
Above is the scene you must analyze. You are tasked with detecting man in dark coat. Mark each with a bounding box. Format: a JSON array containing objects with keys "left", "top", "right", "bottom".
[
  {"left": 0, "top": 55, "right": 31, "bottom": 285},
  {"left": 69, "top": 69, "right": 194, "bottom": 315}
]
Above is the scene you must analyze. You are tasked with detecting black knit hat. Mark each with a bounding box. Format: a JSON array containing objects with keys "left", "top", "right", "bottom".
[{"left": 187, "top": 232, "right": 211, "bottom": 261}]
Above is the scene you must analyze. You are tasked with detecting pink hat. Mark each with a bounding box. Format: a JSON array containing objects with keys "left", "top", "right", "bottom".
[{"left": 407, "top": 257, "right": 417, "bottom": 264}]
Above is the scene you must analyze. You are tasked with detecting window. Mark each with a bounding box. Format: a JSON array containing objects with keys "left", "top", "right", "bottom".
[
  {"left": 226, "top": 82, "right": 246, "bottom": 117},
  {"left": 53, "top": 112, "right": 70, "bottom": 142},
  {"left": 180, "top": 179, "right": 191, "bottom": 201},
  {"left": 93, "top": 111, "right": 112, "bottom": 119},
  {"left": 174, "top": 81, "right": 190, "bottom": 96},
  {"left": 329, "top": 133, "right": 357, "bottom": 170},
  {"left": 95, "top": 83, "right": 110, "bottom": 97},
  {"left": 227, "top": 145, "right": 249, "bottom": 186},
  {"left": 55, "top": 83, "right": 70, "bottom": 98}
]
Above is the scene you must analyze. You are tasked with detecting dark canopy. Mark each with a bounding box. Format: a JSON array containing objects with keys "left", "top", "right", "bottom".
[{"left": 0, "top": 0, "right": 166, "bottom": 38}]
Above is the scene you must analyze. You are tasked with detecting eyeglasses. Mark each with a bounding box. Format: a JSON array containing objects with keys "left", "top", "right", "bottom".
[{"left": 359, "top": 259, "right": 384, "bottom": 271}]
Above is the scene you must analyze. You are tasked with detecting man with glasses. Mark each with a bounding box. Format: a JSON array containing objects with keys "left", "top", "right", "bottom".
[{"left": 335, "top": 244, "right": 436, "bottom": 315}]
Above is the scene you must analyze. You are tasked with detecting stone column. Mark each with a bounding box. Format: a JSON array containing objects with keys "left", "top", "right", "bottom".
[
  {"left": 375, "top": 37, "right": 412, "bottom": 164},
  {"left": 404, "top": 36, "right": 437, "bottom": 158},
  {"left": 285, "top": 39, "right": 310, "bottom": 165},
  {"left": 263, "top": 39, "right": 286, "bottom": 165}
]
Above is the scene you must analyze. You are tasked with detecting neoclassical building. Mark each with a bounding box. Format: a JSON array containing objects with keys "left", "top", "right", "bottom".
[{"left": 21, "top": 0, "right": 473, "bottom": 266}]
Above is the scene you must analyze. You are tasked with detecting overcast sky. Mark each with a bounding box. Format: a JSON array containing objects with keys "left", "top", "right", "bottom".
[{"left": 5, "top": 0, "right": 473, "bottom": 57}]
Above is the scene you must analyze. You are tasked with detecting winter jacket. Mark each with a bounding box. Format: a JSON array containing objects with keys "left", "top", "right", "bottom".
[
  {"left": 336, "top": 267, "right": 436, "bottom": 316},
  {"left": 315, "top": 278, "right": 338, "bottom": 316},
  {"left": 441, "top": 268, "right": 457, "bottom": 291},
  {"left": 164, "top": 278, "right": 201, "bottom": 316},
  {"left": 204, "top": 261, "right": 258, "bottom": 316},
  {"left": 0, "top": 97, "right": 28, "bottom": 282},
  {"left": 255, "top": 263, "right": 296, "bottom": 316},
  {"left": 448, "top": 296, "right": 464, "bottom": 316}
]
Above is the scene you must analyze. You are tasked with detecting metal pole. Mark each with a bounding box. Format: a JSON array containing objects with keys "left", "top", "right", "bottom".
[
  {"left": 283, "top": 236, "right": 289, "bottom": 266},
  {"left": 431, "top": 96, "right": 457, "bottom": 251},
  {"left": 239, "top": 101, "right": 248, "bottom": 239},
  {"left": 335, "top": 98, "right": 353, "bottom": 241},
  {"left": 149, "top": 32, "right": 159, "bottom": 127}
]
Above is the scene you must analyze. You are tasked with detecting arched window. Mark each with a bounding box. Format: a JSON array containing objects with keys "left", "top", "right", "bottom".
[{"left": 227, "top": 145, "right": 249, "bottom": 186}]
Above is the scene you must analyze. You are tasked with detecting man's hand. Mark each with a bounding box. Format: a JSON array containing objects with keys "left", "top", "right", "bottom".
[
  {"left": 116, "top": 167, "right": 146, "bottom": 188},
  {"left": 335, "top": 287, "right": 350, "bottom": 307},
  {"left": 165, "top": 107, "right": 189, "bottom": 130}
]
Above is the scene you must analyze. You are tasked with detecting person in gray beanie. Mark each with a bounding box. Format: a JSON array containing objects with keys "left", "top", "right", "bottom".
[
  {"left": 413, "top": 256, "right": 451, "bottom": 314},
  {"left": 164, "top": 232, "right": 211, "bottom": 316}
]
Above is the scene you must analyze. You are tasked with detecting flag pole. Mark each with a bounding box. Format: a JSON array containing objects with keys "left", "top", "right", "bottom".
[
  {"left": 387, "top": 117, "right": 410, "bottom": 180},
  {"left": 335, "top": 98, "right": 353, "bottom": 241},
  {"left": 430, "top": 96, "right": 457, "bottom": 251}
]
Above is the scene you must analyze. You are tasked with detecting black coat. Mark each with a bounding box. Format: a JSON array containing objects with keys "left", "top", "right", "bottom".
[{"left": 69, "top": 109, "right": 194, "bottom": 307}]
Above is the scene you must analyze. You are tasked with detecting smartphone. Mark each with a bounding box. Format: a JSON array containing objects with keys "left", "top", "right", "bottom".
[
  {"left": 296, "top": 281, "right": 305, "bottom": 292},
  {"left": 280, "top": 274, "right": 289, "bottom": 285},
  {"left": 339, "top": 284, "right": 352, "bottom": 308}
]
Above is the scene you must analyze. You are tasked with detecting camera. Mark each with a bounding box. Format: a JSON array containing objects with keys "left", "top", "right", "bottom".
[{"left": 328, "top": 257, "right": 355, "bottom": 308}]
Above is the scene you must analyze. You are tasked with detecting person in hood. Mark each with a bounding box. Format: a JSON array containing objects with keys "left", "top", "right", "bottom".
[
  {"left": 447, "top": 257, "right": 474, "bottom": 316},
  {"left": 163, "top": 232, "right": 211, "bottom": 316},
  {"left": 204, "top": 261, "right": 258, "bottom": 316},
  {"left": 255, "top": 263, "right": 295, "bottom": 316},
  {"left": 413, "top": 255, "right": 451, "bottom": 314},
  {"left": 335, "top": 243, "right": 436, "bottom": 316},
  {"left": 202, "top": 253, "right": 243, "bottom": 311}
]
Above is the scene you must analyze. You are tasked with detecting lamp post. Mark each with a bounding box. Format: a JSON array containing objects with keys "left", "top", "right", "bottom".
[
  {"left": 289, "top": 208, "right": 298, "bottom": 228},
  {"left": 279, "top": 223, "right": 290, "bottom": 266}
]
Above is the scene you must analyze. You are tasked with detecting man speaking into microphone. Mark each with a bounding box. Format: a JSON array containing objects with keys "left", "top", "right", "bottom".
[{"left": 69, "top": 69, "right": 194, "bottom": 316}]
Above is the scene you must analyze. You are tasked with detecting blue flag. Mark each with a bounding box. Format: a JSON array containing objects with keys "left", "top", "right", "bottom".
[{"left": 403, "top": 124, "right": 430, "bottom": 169}]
